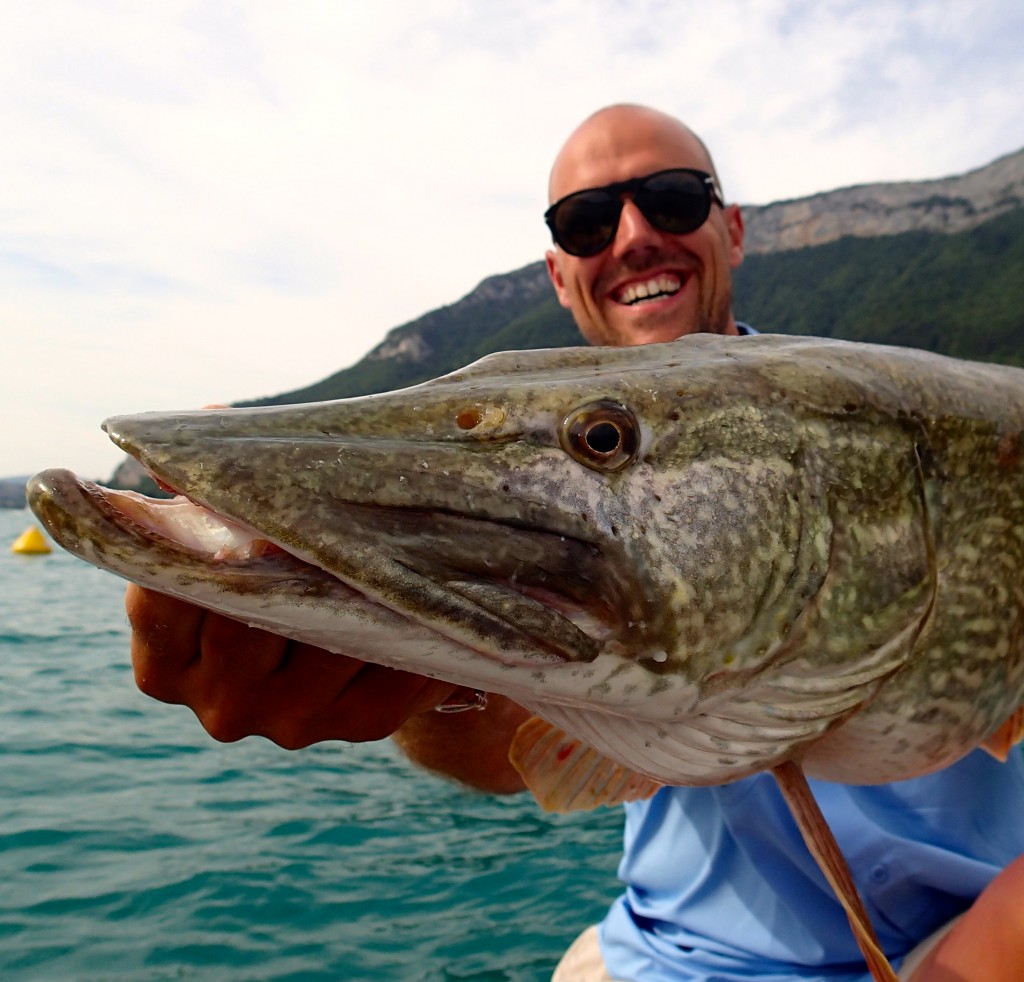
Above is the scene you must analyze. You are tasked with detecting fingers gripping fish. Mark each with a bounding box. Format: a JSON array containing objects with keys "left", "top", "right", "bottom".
[{"left": 28, "top": 335, "right": 1024, "bottom": 982}]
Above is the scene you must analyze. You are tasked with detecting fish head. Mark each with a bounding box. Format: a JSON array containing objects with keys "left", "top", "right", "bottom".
[{"left": 29, "top": 335, "right": 938, "bottom": 783}]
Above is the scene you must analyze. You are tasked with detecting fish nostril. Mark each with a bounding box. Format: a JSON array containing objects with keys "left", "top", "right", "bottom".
[{"left": 456, "top": 409, "right": 483, "bottom": 430}]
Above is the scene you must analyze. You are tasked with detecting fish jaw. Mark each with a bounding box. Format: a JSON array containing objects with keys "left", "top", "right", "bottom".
[
  {"left": 25, "top": 469, "right": 487, "bottom": 677},
  {"left": 27, "top": 465, "right": 706, "bottom": 721}
]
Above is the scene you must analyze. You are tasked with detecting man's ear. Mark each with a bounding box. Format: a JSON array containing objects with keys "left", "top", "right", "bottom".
[
  {"left": 723, "top": 205, "right": 745, "bottom": 269},
  {"left": 545, "top": 250, "right": 572, "bottom": 309}
]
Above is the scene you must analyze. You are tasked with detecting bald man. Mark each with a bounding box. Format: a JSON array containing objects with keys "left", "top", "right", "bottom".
[
  {"left": 545, "top": 105, "right": 743, "bottom": 346},
  {"left": 126, "top": 105, "right": 1024, "bottom": 981}
]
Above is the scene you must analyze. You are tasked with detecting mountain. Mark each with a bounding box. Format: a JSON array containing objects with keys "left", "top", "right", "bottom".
[
  {"left": 245, "top": 263, "right": 577, "bottom": 406},
  {"left": 107, "top": 456, "right": 172, "bottom": 498},
  {"left": 0, "top": 476, "right": 31, "bottom": 509},
  {"left": 741, "top": 146, "right": 1024, "bottom": 253},
  {"left": 733, "top": 204, "right": 1024, "bottom": 362},
  {"left": 245, "top": 146, "right": 1024, "bottom": 407}
]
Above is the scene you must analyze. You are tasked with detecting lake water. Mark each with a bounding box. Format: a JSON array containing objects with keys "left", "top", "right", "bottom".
[{"left": 0, "top": 508, "right": 623, "bottom": 981}]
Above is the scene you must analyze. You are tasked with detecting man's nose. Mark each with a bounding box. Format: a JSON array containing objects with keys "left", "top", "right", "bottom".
[{"left": 611, "top": 198, "right": 662, "bottom": 257}]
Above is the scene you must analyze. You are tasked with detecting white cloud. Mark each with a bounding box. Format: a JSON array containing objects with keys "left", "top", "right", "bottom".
[{"left": 2, "top": 0, "right": 1022, "bottom": 478}]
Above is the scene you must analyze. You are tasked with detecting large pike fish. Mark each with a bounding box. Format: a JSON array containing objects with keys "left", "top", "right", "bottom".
[{"left": 28, "top": 334, "right": 1024, "bottom": 981}]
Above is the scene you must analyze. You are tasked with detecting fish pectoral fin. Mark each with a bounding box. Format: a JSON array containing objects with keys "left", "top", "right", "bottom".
[
  {"left": 772, "top": 761, "right": 898, "bottom": 982},
  {"left": 509, "top": 716, "right": 662, "bottom": 813},
  {"left": 981, "top": 707, "right": 1024, "bottom": 762}
]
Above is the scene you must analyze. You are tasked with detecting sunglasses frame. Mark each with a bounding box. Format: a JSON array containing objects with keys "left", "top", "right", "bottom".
[{"left": 544, "top": 167, "right": 724, "bottom": 257}]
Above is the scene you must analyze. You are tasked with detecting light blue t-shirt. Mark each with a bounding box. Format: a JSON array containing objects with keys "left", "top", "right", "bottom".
[
  {"left": 599, "top": 324, "right": 1024, "bottom": 980},
  {"left": 599, "top": 752, "right": 1024, "bottom": 981}
]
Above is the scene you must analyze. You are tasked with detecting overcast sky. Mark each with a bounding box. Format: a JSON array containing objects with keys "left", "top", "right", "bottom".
[{"left": 3, "top": 0, "right": 1023, "bottom": 480}]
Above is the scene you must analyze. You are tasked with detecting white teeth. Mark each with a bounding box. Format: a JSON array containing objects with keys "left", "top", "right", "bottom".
[{"left": 619, "top": 274, "right": 682, "bottom": 305}]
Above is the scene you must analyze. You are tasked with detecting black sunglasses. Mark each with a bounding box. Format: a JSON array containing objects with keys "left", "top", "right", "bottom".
[{"left": 544, "top": 168, "right": 724, "bottom": 257}]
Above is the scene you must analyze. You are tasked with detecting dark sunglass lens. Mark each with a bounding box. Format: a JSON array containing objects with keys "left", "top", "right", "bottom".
[
  {"left": 552, "top": 192, "right": 620, "bottom": 256},
  {"left": 636, "top": 172, "right": 711, "bottom": 235}
]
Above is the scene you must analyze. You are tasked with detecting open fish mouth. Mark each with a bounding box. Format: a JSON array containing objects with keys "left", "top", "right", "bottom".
[
  {"left": 27, "top": 466, "right": 624, "bottom": 673},
  {"left": 89, "top": 485, "right": 286, "bottom": 563}
]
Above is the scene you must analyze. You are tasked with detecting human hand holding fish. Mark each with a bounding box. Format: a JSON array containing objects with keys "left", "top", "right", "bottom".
[
  {"left": 125, "top": 582, "right": 532, "bottom": 792},
  {"left": 125, "top": 584, "right": 456, "bottom": 746},
  {"left": 29, "top": 334, "right": 1024, "bottom": 982}
]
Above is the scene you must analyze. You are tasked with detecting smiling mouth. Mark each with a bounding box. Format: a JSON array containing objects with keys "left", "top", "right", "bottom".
[{"left": 616, "top": 273, "right": 684, "bottom": 306}]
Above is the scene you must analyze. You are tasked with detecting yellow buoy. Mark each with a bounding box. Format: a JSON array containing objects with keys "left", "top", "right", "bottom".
[{"left": 11, "top": 525, "right": 51, "bottom": 555}]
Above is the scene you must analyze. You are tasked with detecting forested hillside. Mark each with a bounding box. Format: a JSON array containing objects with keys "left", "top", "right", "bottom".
[{"left": 247, "top": 203, "right": 1024, "bottom": 407}]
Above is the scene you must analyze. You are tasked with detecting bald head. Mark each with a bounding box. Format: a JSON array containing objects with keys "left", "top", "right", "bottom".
[{"left": 548, "top": 104, "right": 721, "bottom": 204}]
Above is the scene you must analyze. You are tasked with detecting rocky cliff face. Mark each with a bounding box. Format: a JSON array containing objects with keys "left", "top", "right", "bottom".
[
  {"left": 742, "top": 148, "right": 1024, "bottom": 254},
  {"left": 364, "top": 264, "right": 554, "bottom": 366}
]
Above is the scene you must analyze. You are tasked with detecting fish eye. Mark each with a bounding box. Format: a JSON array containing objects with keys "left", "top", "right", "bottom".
[{"left": 560, "top": 401, "right": 640, "bottom": 472}]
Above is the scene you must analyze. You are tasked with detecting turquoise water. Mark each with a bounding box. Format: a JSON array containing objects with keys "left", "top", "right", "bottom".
[{"left": 0, "top": 508, "right": 623, "bottom": 980}]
